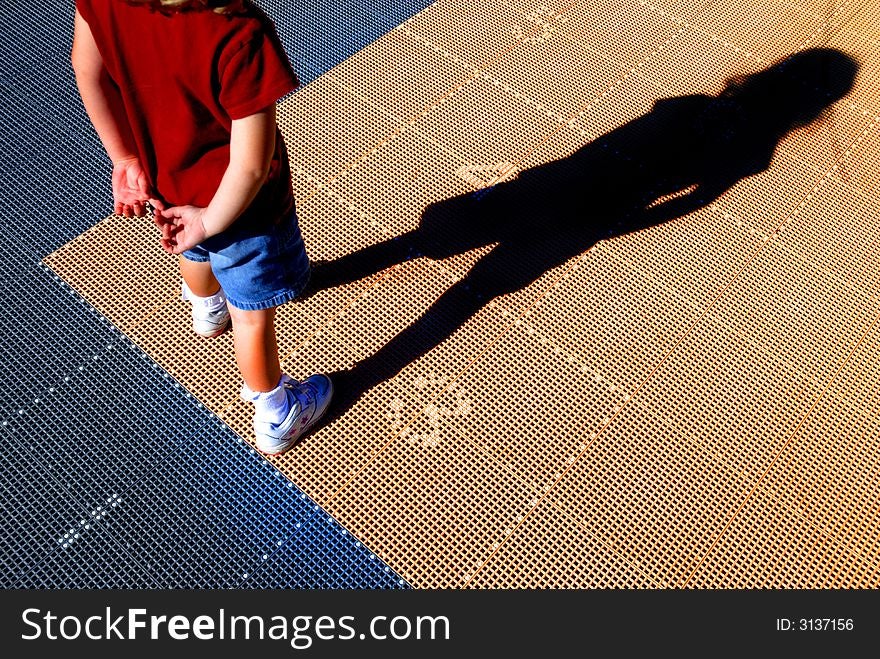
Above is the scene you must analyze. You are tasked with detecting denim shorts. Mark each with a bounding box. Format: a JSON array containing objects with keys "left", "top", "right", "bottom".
[{"left": 181, "top": 208, "right": 311, "bottom": 311}]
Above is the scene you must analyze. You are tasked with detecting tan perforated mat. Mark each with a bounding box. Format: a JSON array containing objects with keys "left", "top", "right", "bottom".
[{"left": 46, "top": 0, "right": 880, "bottom": 587}]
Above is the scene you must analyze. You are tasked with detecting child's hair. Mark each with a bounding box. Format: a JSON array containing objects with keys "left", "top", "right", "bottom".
[{"left": 123, "top": 0, "right": 246, "bottom": 14}]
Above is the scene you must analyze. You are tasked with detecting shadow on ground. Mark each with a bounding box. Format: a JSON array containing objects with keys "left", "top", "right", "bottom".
[{"left": 302, "top": 47, "right": 858, "bottom": 433}]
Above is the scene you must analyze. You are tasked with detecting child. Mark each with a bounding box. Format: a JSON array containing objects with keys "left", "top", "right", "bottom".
[{"left": 72, "top": 0, "right": 332, "bottom": 454}]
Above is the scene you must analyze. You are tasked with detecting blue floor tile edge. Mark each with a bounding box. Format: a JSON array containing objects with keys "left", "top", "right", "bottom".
[
  {"left": 6, "top": 399, "right": 412, "bottom": 589},
  {"left": 1, "top": 273, "right": 412, "bottom": 588}
]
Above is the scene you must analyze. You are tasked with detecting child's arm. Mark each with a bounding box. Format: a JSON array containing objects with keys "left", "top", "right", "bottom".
[
  {"left": 156, "top": 106, "right": 277, "bottom": 254},
  {"left": 71, "top": 9, "right": 159, "bottom": 217}
]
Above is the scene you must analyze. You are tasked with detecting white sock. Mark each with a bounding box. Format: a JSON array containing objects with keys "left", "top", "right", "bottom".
[
  {"left": 242, "top": 377, "right": 299, "bottom": 426},
  {"left": 181, "top": 280, "right": 227, "bottom": 314}
]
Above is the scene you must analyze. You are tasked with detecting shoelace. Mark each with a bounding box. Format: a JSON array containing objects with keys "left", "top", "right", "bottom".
[{"left": 285, "top": 380, "right": 318, "bottom": 425}]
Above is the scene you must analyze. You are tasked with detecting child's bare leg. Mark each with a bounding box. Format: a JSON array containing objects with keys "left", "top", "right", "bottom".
[
  {"left": 179, "top": 256, "right": 229, "bottom": 338},
  {"left": 179, "top": 255, "right": 221, "bottom": 296},
  {"left": 232, "top": 302, "right": 333, "bottom": 454},
  {"left": 228, "top": 305, "right": 282, "bottom": 392}
]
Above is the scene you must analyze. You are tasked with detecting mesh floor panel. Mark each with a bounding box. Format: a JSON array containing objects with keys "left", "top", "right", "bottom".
[{"left": 45, "top": 0, "right": 880, "bottom": 588}]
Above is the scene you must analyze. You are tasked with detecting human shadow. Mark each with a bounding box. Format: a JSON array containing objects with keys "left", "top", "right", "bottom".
[{"left": 304, "top": 47, "right": 857, "bottom": 425}]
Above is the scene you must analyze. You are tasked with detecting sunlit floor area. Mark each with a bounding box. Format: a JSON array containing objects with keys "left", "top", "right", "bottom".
[{"left": 4, "top": 0, "right": 879, "bottom": 588}]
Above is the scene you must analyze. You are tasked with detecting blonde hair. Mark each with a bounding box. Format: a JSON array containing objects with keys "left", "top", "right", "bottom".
[{"left": 123, "top": 0, "right": 247, "bottom": 14}]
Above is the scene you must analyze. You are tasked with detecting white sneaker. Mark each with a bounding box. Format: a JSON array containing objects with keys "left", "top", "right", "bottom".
[
  {"left": 246, "top": 374, "right": 334, "bottom": 454},
  {"left": 181, "top": 282, "right": 230, "bottom": 338}
]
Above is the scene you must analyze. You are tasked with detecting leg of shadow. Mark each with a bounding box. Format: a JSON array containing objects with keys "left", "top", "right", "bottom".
[{"left": 315, "top": 227, "right": 598, "bottom": 426}]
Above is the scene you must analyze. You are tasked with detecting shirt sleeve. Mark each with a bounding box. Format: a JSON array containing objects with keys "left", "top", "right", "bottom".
[
  {"left": 218, "top": 29, "right": 299, "bottom": 120},
  {"left": 75, "top": 0, "right": 95, "bottom": 24}
]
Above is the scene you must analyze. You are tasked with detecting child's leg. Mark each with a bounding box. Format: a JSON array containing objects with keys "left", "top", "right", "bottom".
[
  {"left": 179, "top": 255, "right": 221, "bottom": 297},
  {"left": 212, "top": 208, "right": 332, "bottom": 453},
  {"left": 179, "top": 255, "right": 229, "bottom": 338},
  {"left": 231, "top": 303, "right": 333, "bottom": 454},
  {"left": 227, "top": 305, "right": 282, "bottom": 392}
]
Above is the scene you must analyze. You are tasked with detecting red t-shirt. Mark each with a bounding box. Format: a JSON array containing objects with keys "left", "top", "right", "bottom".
[{"left": 76, "top": 0, "right": 298, "bottom": 225}]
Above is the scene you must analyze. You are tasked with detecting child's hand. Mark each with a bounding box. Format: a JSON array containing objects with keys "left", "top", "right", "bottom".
[
  {"left": 154, "top": 205, "right": 208, "bottom": 255},
  {"left": 152, "top": 207, "right": 178, "bottom": 254},
  {"left": 111, "top": 156, "right": 158, "bottom": 217}
]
